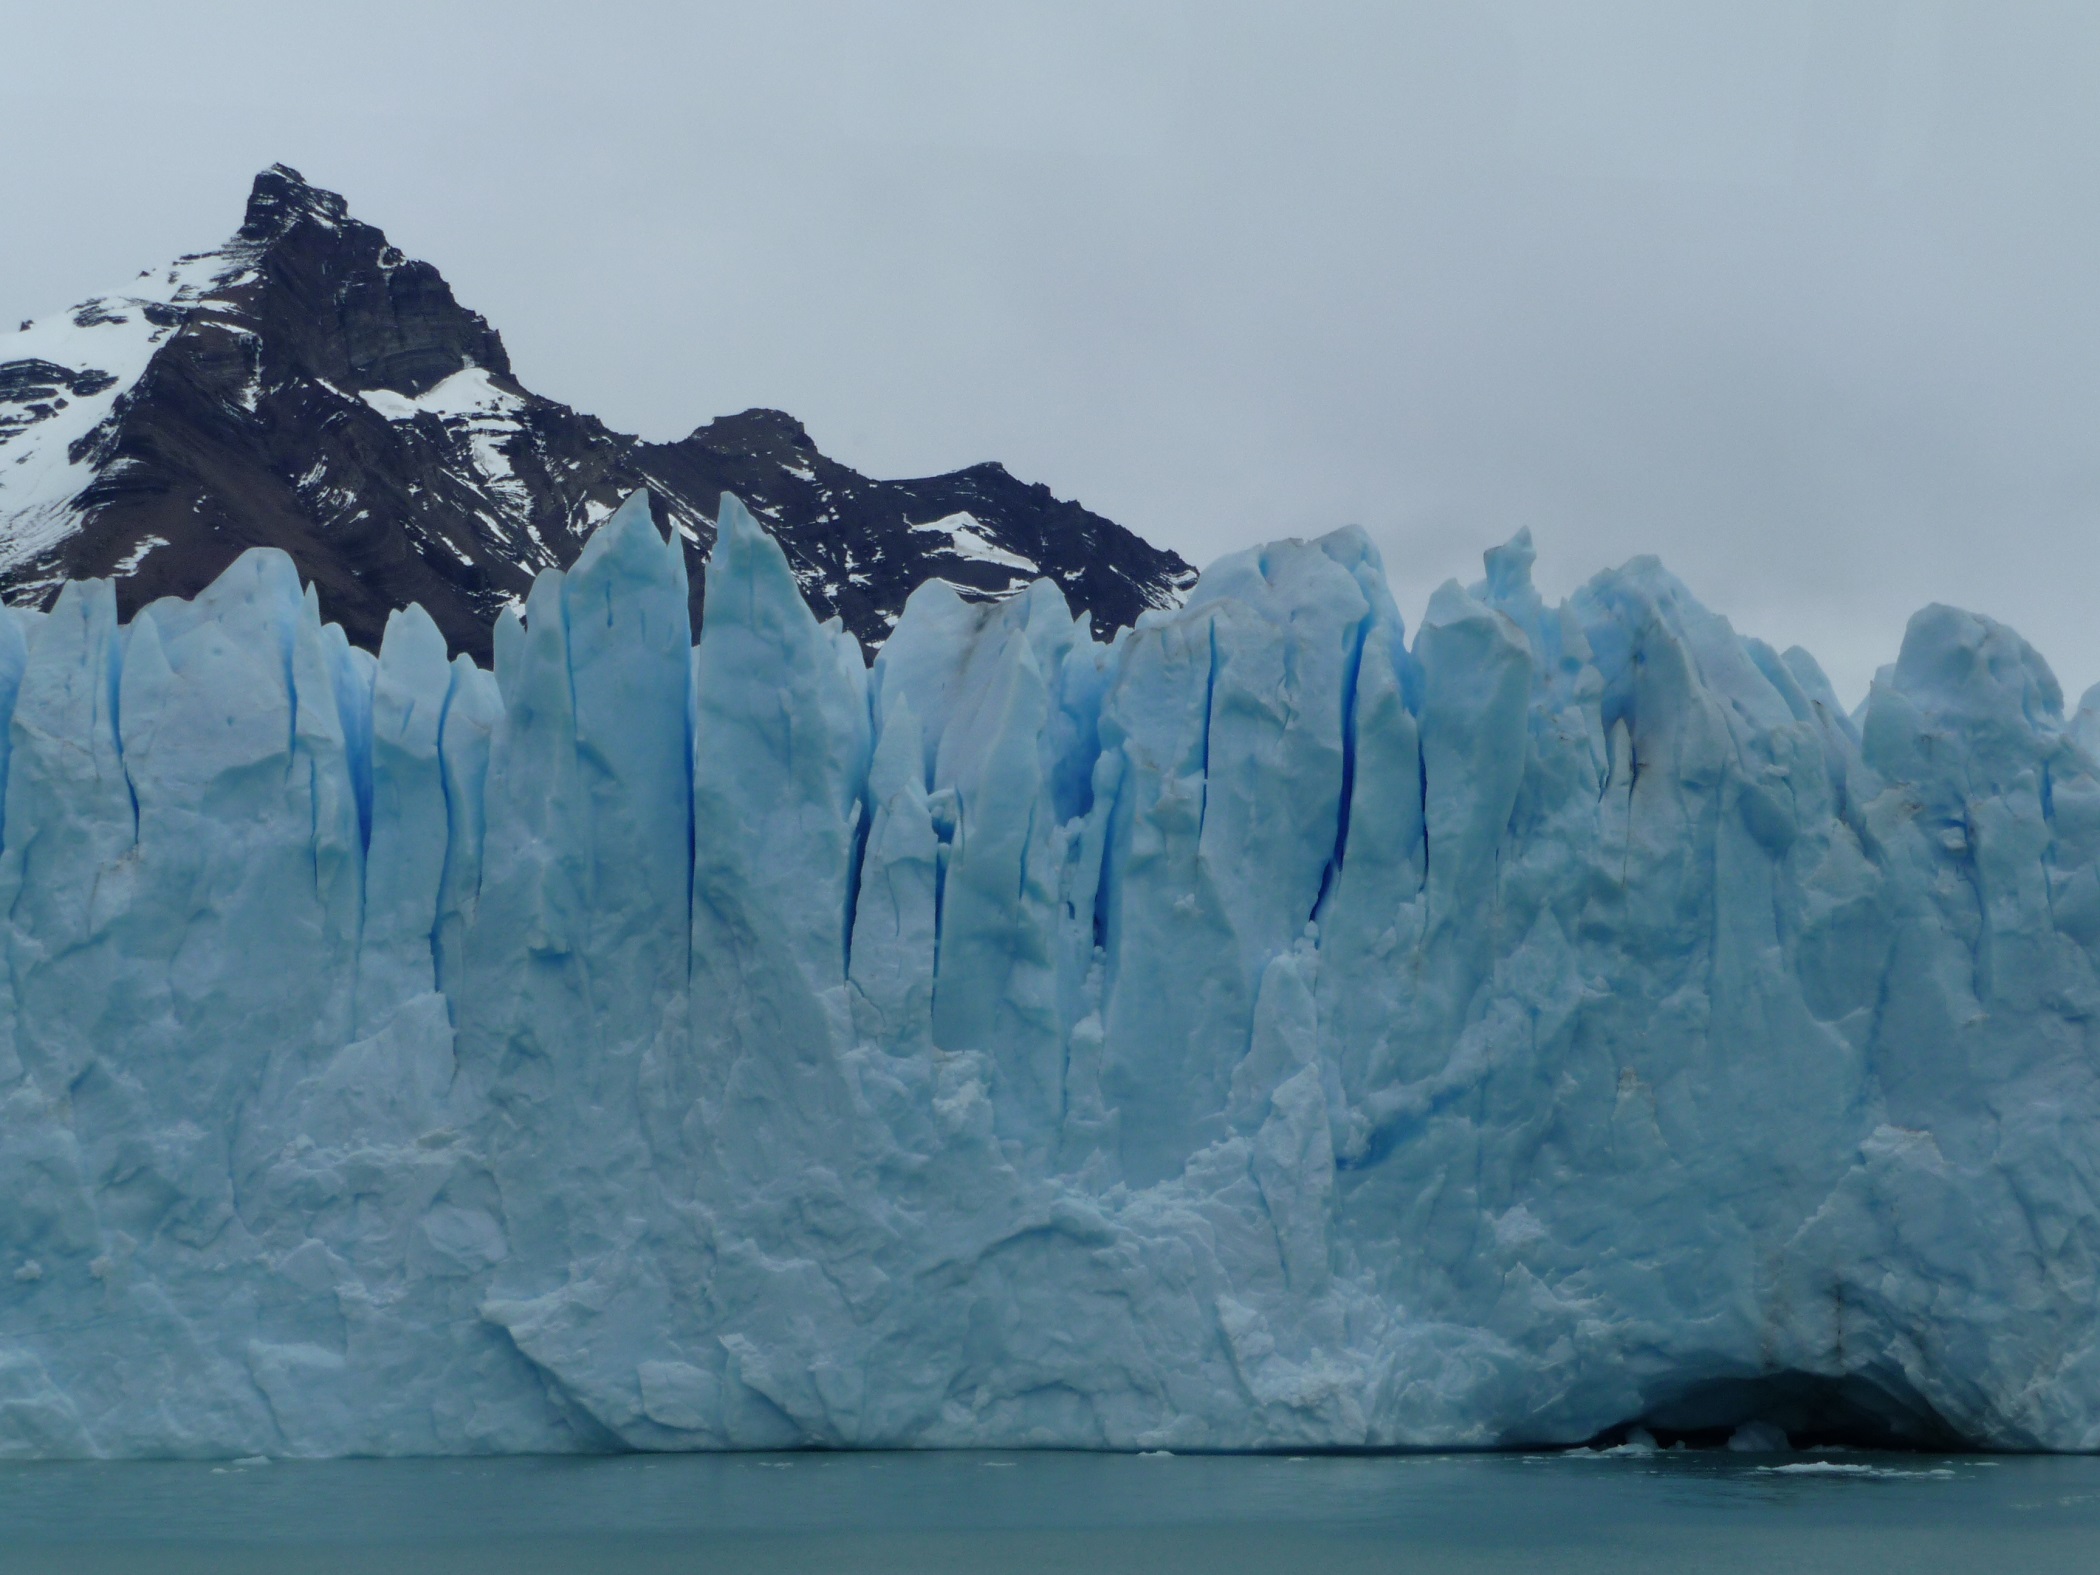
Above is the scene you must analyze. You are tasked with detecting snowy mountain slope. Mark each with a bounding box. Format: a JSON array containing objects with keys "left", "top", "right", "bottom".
[
  {"left": 0, "top": 166, "right": 1195, "bottom": 660},
  {"left": 0, "top": 251, "right": 258, "bottom": 594}
]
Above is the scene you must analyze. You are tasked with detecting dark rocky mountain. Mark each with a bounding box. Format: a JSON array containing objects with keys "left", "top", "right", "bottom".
[{"left": 0, "top": 165, "right": 1196, "bottom": 660}]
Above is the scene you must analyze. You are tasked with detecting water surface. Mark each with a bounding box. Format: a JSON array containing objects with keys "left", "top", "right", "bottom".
[{"left": 0, "top": 1448, "right": 2093, "bottom": 1573}]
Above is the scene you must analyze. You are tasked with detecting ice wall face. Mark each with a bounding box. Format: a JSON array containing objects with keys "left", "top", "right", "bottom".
[{"left": 2, "top": 492, "right": 2099, "bottom": 1458}]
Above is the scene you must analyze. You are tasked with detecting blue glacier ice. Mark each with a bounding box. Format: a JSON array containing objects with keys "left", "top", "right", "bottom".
[{"left": 0, "top": 491, "right": 2097, "bottom": 1457}]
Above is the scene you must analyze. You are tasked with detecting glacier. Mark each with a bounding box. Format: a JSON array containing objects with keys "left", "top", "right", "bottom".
[{"left": 0, "top": 489, "right": 2097, "bottom": 1457}]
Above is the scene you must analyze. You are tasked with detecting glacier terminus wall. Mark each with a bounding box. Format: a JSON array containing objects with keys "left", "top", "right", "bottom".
[{"left": 1, "top": 490, "right": 2098, "bottom": 1457}]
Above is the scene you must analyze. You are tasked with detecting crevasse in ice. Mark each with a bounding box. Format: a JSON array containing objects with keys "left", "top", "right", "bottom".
[{"left": 0, "top": 491, "right": 2097, "bottom": 1457}]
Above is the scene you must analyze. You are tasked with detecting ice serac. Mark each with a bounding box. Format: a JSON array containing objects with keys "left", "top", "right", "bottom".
[
  {"left": 688, "top": 490, "right": 868, "bottom": 1152},
  {"left": 2, "top": 489, "right": 2100, "bottom": 1458}
]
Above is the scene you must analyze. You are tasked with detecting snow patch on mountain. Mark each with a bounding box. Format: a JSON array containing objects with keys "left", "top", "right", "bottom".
[
  {"left": 911, "top": 511, "right": 1041, "bottom": 576},
  {"left": 357, "top": 367, "right": 520, "bottom": 424}
]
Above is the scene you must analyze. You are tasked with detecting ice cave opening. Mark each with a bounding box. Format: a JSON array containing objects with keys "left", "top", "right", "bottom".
[{"left": 1595, "top": 1371, "right": 1969, "bottom": 1452}]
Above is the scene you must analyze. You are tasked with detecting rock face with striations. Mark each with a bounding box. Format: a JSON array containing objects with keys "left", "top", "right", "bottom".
[{"left": 0, "top": 166, "right": 1195, "bottom": 660}]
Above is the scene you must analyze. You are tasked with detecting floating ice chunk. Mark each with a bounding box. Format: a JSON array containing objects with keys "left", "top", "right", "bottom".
[{"left": 1728, "top": 1421, "right": 1790, "bottom": 1453}]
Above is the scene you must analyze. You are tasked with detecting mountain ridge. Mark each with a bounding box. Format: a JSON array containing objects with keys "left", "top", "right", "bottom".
[{"left": 0, "top": 164, "right": 1196, "bottom": 660}]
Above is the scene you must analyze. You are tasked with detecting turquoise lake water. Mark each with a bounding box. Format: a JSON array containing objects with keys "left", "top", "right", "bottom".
[{"left": 0, "top": 1448, "right": 2093, "bottom": 1573}]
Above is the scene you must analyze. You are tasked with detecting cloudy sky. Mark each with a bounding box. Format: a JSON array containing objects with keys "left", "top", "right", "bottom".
[{"left": 6, "top": 1, "right": 2098, "bottom": 703}]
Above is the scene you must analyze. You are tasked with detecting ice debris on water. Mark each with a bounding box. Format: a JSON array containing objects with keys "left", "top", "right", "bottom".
[
  {"left": 0, "top": 490, "right": 2097, "bottom": 1458},
  {"left": 1758, "top": 1463, "right": 1957, "bottom": 1479}
]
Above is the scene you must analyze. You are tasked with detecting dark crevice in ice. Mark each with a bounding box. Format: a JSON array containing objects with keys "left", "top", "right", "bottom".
[
  {"left": 1196, "top": 614, "right": 1219, "bottom": 843},
  {"left": 1313, "top": 608, "right": 1372, "bottom": 932}
]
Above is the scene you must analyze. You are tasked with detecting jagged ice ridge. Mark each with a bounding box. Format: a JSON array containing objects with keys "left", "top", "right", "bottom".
[{"left": 0, "top": 490, "right": 2097, "bottom": 1458}]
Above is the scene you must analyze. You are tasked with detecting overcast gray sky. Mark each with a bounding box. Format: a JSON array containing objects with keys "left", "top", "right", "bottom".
[{"left": 6, "top": 0, "right": 2099, "bottom": 704}]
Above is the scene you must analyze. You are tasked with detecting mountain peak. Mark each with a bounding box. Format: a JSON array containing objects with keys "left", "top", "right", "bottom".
[
  {"left": 0, "top": 168, "right": 1195, "bottom": 660},
  {"left": 238, "top": 163, "right": 351, "bottom": 244},
  {"left": 225, "top": 164, "right": 514, "bottom": 394},
  {"left": 687, "top": 408, "right": 816, "bottom": 457}
]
